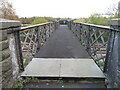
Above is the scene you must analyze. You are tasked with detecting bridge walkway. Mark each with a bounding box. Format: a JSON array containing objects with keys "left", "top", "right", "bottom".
[
  {"left": 35, "top": 25, "right": 90, "bottom": 58},
  {"left": 21, "top": 25, "right": 105, "bottom": 88}
]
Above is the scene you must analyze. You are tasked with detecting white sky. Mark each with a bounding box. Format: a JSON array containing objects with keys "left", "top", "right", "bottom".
[{"left": 9, "top": 0, "right": 120, "bottom": 18}]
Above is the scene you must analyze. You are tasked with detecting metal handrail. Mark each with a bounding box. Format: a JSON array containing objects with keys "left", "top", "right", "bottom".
[{"left": 68, "top": 21, "right": 118, "bottom": 71}]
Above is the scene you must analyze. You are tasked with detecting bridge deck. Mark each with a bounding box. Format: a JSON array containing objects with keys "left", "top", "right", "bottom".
[
  {"left": 22, "top": 25, "right": 105, "bottom": 79},
  {"left": 21, "top": 25, "right": 105, "bottom": 88},
  {"left": 35, "top": 25, "right": 90, "bottom": 58}
]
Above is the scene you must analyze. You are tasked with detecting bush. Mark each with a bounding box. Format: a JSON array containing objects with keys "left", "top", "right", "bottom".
[{"left": 31, "top": 17, "right": 48, "bottom": 25}]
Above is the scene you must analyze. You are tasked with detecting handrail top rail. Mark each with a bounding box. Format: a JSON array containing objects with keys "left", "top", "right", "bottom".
[
  {"left": 21, "top": 22, "right": 51, "bottom": 31},
  {"left": 74, "top": 22, "right": 120, "bottom": 32},
  {"left": 7, "top": 21, "right": 59, "bottom": 33}
]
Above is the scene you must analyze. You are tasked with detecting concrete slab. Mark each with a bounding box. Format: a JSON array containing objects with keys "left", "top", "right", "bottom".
[
  {"left": 0, "top": 18, "right": 21, "bottom": 29},
  {"left": 21, "top": 58, "right": 60, "bottom": 77},
  {"left": 60, "top": 59, "right": 105, "bottom": 78},
  {"left": 21, "top": 58, "right": 105, "bottom": 78}
]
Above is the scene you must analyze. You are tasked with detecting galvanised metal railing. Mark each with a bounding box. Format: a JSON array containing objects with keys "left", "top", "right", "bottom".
[
  {"left": 8, "top": 21, "right": 59, "bottom": 71},
  {"left": 68, "top": 20, "right": 120, "bottom": 72},
  {"left": 20, "top": 22, "right": 59, "bottom": 57}
]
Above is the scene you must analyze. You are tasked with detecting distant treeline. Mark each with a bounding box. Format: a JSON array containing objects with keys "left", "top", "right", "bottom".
[
  {"left": 1, "top": 0, "right": 119, "bottom": 27},
  {"left": 20, "top": 17, "right": 57, "bottom": 26},
  {"left": 74, "top": 13, "right": 120, "bottom": 26}
]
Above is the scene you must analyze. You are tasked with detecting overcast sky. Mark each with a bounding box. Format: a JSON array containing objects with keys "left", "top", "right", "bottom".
[{"left": 9, "top": 0, "right": 119, "bottom": 18}]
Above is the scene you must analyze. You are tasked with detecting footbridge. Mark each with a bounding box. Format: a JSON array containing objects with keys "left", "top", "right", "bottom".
[{"left": 0, "top": 18, "right": 120, "bottom": 88}]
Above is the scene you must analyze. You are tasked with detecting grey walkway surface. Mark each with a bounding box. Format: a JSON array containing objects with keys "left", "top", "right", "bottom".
[
  {"left": 35, "top": 25, "right": 90, "bottom": 58},
  {"left": 22, "top": 58, "right": 105, "bottom": 78}
]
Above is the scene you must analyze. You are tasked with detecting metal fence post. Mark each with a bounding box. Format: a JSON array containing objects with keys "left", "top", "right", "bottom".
[
  {"left": 49, "top": 23, "right": 51, "bottom": 37},
  {"left": 35, "top": 27, "right": 41, "bottom": 53},
  {"left": 86, "top": 26, "right": 91, "bottom": 54},
  {"left": 14, "top": 30, "right": 24, "bottom": 71}
]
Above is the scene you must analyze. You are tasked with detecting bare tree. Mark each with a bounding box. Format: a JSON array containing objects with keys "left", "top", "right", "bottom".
[
  {"left": 118, "top": 1, "right": 120, "bottom": 14},
  {"left": 104, "top": 1, "right": 120, "bottom": 18},
  {"left": 0, "top": 0, "right": 19, "bottom": 20}
]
